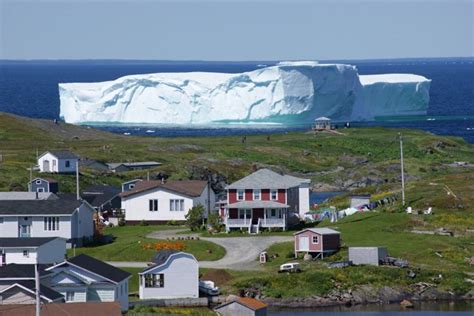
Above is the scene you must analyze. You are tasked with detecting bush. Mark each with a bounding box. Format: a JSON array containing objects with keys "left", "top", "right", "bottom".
[
  {"left": 207, "top": 212, "right": 224, "bottom": 232},
  {"left": 166, "top": 220, "right": 180, "bottom": 226},
  {"left": 185, "top": 204, "right": 205, "bottom": 231},
  {"left": 118, "top": 218, "right": 126, "bottom": 226},
  {"left": 139, "top": 219, "right": 149, "bottom": 226}
]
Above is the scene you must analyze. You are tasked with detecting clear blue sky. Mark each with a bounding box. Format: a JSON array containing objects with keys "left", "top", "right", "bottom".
[{"left": 0, "top": 0, "right": 472, "bottom": 60}]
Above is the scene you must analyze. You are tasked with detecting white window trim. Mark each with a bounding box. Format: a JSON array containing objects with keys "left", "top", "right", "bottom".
[
  {"left": 23, "top": 250, "right": 29, "bottom": 257},
  {"left": 270, "top": 189, "right": 278, "bottom": 200},
  {"left": 237, "top": 190, "right": 245, "bottom": 201},
  {"left": 312, "top": 235, "right": 319, "bottom": 244},
  {"left": 35, "top": 180, "right": 42, "bottom": 185},
  {"left": 149, "top": 199, "right": 159, "bottom": 212},
  {"left": 253, "top": 189, "right": 261, "bottom": 200}
]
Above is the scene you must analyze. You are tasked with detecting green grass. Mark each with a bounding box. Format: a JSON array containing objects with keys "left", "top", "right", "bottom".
[
  {"left": 121, "top": 267, "right": 142, "bottom": 295},
  {"left": 67, "top": 225, "right": 226, "bottom": 262}
]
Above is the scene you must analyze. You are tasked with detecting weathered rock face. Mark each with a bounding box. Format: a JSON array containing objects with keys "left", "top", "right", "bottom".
[{"left": 187, "top": 165, "right": 228, "bottom": 194}]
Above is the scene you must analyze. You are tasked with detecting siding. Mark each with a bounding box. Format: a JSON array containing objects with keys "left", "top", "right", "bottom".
[
  {"left": 0, "top": 287, "right": 37, "bottom": 305},
  {"left": 139, "top": 254, "right": 198, "bottom": 299}
]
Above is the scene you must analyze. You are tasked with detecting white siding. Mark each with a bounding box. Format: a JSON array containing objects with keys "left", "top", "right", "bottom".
[
  {"left": 0, "top": 217, "right": 19, "bottom": 237},
  {"left": 194, "top": 186, "right": 216, "bottom": 219},
  {"left": 0, "top": 287, "right": 37, "bottom": 304},
  {"left": 57, "top": 288, "right": 87, "bottom": 303},
  {"left": 38, "top": 152, "right": 78, "bottom": 173},
  {"left": 298, "top": 183, "right": 310, "bottom": 217},
  {"left": 75, "top": 204, "right": 94, "bottom": 240},
  {"left": 30, "top": 216, "right": 72, "bottom": 239},
  {"left": 139, "top": 253, "right": 198, "bottom": 299},
  {"left": 3, "top": 248, "right": 38, "bottom": 265}
]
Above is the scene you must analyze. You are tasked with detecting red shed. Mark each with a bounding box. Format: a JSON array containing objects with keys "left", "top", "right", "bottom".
[{"left": 294, "top": 228, "right": 340, "bottom": 259}]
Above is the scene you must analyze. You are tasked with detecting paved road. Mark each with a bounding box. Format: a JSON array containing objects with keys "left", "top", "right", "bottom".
[{"left": 145, "top": 229, "right": 292, "bottom": 270}]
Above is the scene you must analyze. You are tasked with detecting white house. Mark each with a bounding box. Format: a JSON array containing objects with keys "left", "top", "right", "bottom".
[
  {"left": 0, "top": 237, "right": 66, "bottom": 266},
  {"left": 139, "top": 250, "right": 198, "bottom": 300},
  {"left": 0, "top": 197, "right": 95, "bottom": 247},
  {"left": 38, "top": 150, "right": 79, "bottom": 173},
  {"left": 121, "top": 180, "right": 215, "bottom": 224},
  {"left": 44, "top": 254, "right": 131, "bottom": 312}
]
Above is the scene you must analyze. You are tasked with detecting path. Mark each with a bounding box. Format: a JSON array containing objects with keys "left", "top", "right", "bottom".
[{"left": 108, "top": 229, "right": 292, "bottom": 270}]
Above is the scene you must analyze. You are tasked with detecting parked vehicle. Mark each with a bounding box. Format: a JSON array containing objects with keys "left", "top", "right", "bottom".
[
  {"left": 199, "top": 280, "right": 220, "bottom": 296},
  {"left": 278, "top": 262, "right": 301, "bottom": 273}
]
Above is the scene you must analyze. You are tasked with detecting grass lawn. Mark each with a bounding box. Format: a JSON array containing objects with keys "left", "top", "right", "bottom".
[{"left": 67, "top": 225, "right": 226, "bottom": 262}]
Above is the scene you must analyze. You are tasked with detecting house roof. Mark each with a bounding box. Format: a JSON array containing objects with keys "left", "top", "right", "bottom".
[
  {"left": 0, "top": 197, "right": 82, "bottom": 215},
  {"left": 315, "top": 116, "right": 331, "bottom": 121},
  {"left": 40, "top": 150, "right": 79, "bottom": 160},
  {"left": 0, "top": 237, "right": 60, "bottom": 248},
  {"left": 67, "top": 254, "right": 131, "bottom": 283},
  {"left": 0, "top": 302, "right": 121, "bottom": 316},
  {"left": 141, "top": 250, "right": 196, "bottom": 274},
  {"left": 107, "top": 161, "right": 161, "bottom": 169},
  {"left": 227, "top": 168, "right": 310, "bottom": 190},
  {"left": 0, "top": 192, "right": 57, "bottom": 200},
  {"left": 0, "top": 280, "right": 63, "bottom": 302},
  {"left": 29, "top": 177, "right": 58, "bottom": 184},
  {"left": 215, "top": 297, "right": 268, "bottom": 311},
  {"left": 0, "top": 264, "right": 51, "bottom": 279},
  {"left": 81, "top": 184, "right": 121, "bottom": 207},
  {"left": 294, "top": 228, "right": 341, "bottom": 236},
  {"left": 226, "top": 200, "right": 289, "bottom": 209},
  {"left": 120, "top": 180, "right": 208, "bottom": 198}
]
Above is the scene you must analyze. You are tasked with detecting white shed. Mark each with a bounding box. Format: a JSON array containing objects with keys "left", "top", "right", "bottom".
[
  {"left": 139, "top": 250, "right": 199, "bottom": 300},
  {"left": 38, "top": 150, "right": 79, "bottom": 173},
  {"left": 0, "top": 237, "right": 66, "bottom": 266}
]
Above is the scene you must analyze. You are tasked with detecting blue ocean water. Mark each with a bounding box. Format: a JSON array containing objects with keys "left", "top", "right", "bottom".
[{"left": 0, "top": 59, "right": 473, "bottom": 142}]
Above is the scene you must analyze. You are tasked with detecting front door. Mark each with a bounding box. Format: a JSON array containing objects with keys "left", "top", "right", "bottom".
[
  {"left": 43, "top": 160, "right": 50, "bottom": 172},
  {"left": 299, "top": 236, "right": 309, "bottom": 251}
]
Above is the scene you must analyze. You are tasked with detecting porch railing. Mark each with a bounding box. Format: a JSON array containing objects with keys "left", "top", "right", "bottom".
[{"left": 226, "top": 218, "right": 252, "bottom": 227}]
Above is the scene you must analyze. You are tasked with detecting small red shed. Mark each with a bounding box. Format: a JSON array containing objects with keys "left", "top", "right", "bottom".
[{"left": 294, "top": 228, "right": 340, "bottom": 259}]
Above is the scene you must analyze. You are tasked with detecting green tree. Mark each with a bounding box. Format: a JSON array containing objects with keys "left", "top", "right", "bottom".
[
  {"left": 185, "top": 204, "right": 205, "bottom": 231},
  {"left": 207, "top": 212, "right": 224, "bottom": 233}
]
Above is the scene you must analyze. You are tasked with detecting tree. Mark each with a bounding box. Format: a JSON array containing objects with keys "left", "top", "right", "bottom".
[
  {"left": 208, "top": 212, "right": 224, "bottom": 233},
  {"left": 185, "top": 204, "right": 205, "bottom": 231}
]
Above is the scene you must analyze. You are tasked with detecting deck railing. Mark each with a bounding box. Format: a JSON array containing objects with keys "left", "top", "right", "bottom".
[{"left": 226, "top": 218, "right": 252, "bottom": 227}]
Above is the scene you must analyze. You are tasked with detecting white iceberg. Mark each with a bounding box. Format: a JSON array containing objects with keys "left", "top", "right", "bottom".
[{"left": 59, "top": 62, "right": 431, "bottom": 125}]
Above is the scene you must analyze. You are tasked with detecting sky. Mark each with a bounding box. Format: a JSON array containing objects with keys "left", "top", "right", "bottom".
[{"left": 0, "top": 0, "right": 472, "bottom": 60}]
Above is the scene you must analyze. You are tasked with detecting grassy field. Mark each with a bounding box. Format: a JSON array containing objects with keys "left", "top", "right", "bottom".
[
  {"left": 1, "top": 113, "right": 474, "bottom": 299},
  {"left": 67, "top": 225, "right": 226, "bottom": 262}
]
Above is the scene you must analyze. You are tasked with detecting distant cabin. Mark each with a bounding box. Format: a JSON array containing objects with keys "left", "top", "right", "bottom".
[
  {"left": 294, "top": 228, "right": 340, "bottom": 259},
  {"left": 139, "top": 250, "right": 198, "bottom": 300},
  {"left": 121, "top": 179, "right": 143, "bottom": 192},
  {"left": 312, "top": 117, "right": 332, "bottom": 131},
  {"left": 350, "top": 195, "right": 371, "bottom": 208},
  {"left": 38, "top": 150, "right": 79, "bottom": 173},
  {"left": 107, "top": 162, "right": 161, "bottom": 173},
  {"left": 28, "top": 177, "right": 59, "bottom": 193},
  {"left": 214, "top": 297, "right": 268, "bottom": 316}
]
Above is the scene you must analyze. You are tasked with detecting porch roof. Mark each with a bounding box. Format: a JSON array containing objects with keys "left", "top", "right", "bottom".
[{"left": 226, "top": 200, "right": 289, "bottom": 209}]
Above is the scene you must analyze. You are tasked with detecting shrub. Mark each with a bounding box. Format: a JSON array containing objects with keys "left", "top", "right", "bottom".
[
  {"left": 185, "top": 204, "right": 205, "bottom": 231},
  {"left": 207, "top": 212, "right": 224, "bottom": 232},
  {"left": 139, "top": 219, "right": 149, "bottom": 226}
]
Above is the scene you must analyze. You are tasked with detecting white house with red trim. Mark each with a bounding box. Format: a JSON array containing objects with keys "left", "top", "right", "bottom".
[{"left": 224, "top": 169, "right": 310, "bottom": 233}]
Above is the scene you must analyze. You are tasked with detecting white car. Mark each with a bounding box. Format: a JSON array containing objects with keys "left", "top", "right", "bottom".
[{"left": 278, "top": 262, "right": 301, "bottom": 273}]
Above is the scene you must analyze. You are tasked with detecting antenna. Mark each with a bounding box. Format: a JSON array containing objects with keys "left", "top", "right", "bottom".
[{"left": 399, "top": 133, "right": 406, "bottom": 206}]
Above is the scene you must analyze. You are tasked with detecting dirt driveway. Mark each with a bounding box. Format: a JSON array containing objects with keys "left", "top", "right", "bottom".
[{"left": 147, "top": 229, "right": 292, "bottom": 270}]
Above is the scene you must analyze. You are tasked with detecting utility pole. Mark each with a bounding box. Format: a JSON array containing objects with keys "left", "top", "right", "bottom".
[
  {"left": 399, "top": 133, "right": 406, "bottom": 206},
  {"left": 76, "top": 161, "right": 80, "bottom": 200},
  {"left": 35, "top": 263, "right": 40, "bottom": 316}
]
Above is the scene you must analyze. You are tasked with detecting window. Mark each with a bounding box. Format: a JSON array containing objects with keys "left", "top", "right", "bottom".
[
  {"left": 270, "top": 189, "right": 278, "bottom": 200},
  {"left": 129, "top": 184, "right": 135, "bottom": 189},
  {"left": 253, "top": 189, "right": 261, "bottom": 200},
  {"left": 23, "top": 250, "right": 29, "bottom": 257},
  {"left": 144, "top": 273, "right": 164, "bottom": 288},
  {"left": 271, "top": 209, "right": 276, "bottom": 217},
  {"left": 237, "top": 190, "right": 244, "bottom": 201},
  {"left": 65, "top": 160, "right": 70, "bottom": 168},
  {"left": 238, "top": 209, "right": 252, "bottom": 219},
  {"left": 66, "top": 291, "right": 75, "bottom": 302},
  {"left": 44, "top": 217, "right": 60, "bottom": 231},
  {"left": 170, "top": 199, "right": 185, "bottom": 211},
  {"left": 312, "top": 235, "right": 319, "bottom": 244},
  {"left": 35, "top": 180, "right": 42, "bottom": 185},
  {"left": 149, "top": 199, "right": 158, "bottom": 211},
  {"left": 0, "top": 218, "right": 3, "bottom": 224},
  {"left": 37, "top": 188, "right": 44, "bottom": 193}
]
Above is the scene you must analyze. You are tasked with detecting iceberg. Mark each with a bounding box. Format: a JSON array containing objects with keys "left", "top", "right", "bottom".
[{"left": 59, "top": 61, "right": 430, "bottom": 125}]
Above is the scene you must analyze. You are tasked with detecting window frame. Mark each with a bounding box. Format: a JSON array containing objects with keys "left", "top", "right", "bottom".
[
  {"left": 236, "top": 189, "right": 245, "bottom": 201},
  {"left": 312, "top": 235, "right": 319, "bottom": 244},
  {"left": 35, "top": 180, "right": 42, "bottom": 185},
  {"left": 253, "top": 189, "right": 261, "bottom": 200},
  {"left": 270, "top": 189, "right": 278, "bottom": 200},
  {"left": 23, "top": 250, "right": 29, "bottom": 257},
  {"left": 66, "top": 291, "right": 75, "bottom": 302},
  {"left": 149, "top": 199, "right": 159, "bottom": 212},
  {"left": 44, "top": 217, "right": 60, "bottom": 231},
  {"left": 144, "top": 273, "right": 164, "bottom": 288},
  {"left": 65, "top": 160, "right": 71, "bottom": 168}
]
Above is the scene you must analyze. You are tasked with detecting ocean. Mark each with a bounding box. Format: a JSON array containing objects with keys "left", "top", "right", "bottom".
[{"left": 0, "top": 58, "right": 473, "bottom": 142}]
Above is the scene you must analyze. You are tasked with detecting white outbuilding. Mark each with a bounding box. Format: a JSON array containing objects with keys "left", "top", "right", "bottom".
[{"left": 38, "top": 150, "right": 79, "bottom": 173}]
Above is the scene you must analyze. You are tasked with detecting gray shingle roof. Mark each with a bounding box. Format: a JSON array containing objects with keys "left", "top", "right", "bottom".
[
  {"left": 0, "top": 192, "right": 57, "bottom": 200},
  {"left": 294, "top": 228, "right": 340, "bottom": 235},
  {"left": 0, "top": 198, "right": 82, "bottom": 215},
  {"left": 226, "top": 201, "right": 289, "bottom": 209},
  {"left": 81, "top": 185, "right": 121, "bottom": 207},
  {"left": 0, "top": 237, "right": 59, "bottom": 248},
  {"left": 0, "top": 280, "right": 64, "bottom": 301},
  {"left": 0, "top": 264, "right": 51, "bottom": 279},
  {"left": 227, "top": 169, "right": 310, "bottom": 190},
  {"left": 41, "top": 150, "right": 79, "bottom": 159},
  {"left": 140, "top": 250, "right": 196, "bottom": 274}
]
